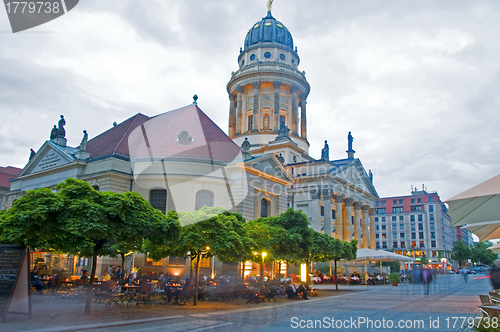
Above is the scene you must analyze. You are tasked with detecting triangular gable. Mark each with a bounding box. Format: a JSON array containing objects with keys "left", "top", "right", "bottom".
[
  {"left": 329, "top": 159, "right": 379, "bottom": 198},
  {"left": 246, "top": 154, "right": 293, "bottom": 184},
  {"left": 19, "top": 141, "right": 76, "bottom": 177}
]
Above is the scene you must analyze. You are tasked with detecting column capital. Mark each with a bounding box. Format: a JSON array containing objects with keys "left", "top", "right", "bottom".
[
  {"left": 368, "top": 208, "right": 376, "bottom": 216},
  {"left": 309, "top": 189, "right": 321, "bottom": 200},
  {"left": 273, "top": 81, "right": 281, "bottom": 89},
  {"left": 353, "top": 201, "right": 362, "bottom": 210},
  {"left": 362, "top": 205, "right": 371, "bottom": 213},
  {"left": 235, "top": 85, "right": 244, "bottom": 93},
  {"left": 344, "top": 197, "right": 354, "bottom": 206},
  {"left": 332, "top": 193, "right": 344, "bottom": 203},
  {"left": 229, "top": 93, "right": 236, "bottom": 101},
  {"left": 322, "top": 188, "right": 332, "bottom": 198},
  {"left": 291, "top": 85, "right": 299, "bottom": 93},
  {"left": 252, "top": 81, "right": 261, "bottom": 90}
]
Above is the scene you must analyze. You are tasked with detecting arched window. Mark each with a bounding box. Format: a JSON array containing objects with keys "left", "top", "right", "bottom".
[
  {"left": 261, "top": 198, "right": 270, "bottom": 218},
  {"left": 150, "top": 189, "right": 167, "bottom": 214},
  {"left": 92, "top": 185, "right": 100, "bottom": 191},
  {"left": 195, "top": 190, "right": 214, "bottom": 210}
]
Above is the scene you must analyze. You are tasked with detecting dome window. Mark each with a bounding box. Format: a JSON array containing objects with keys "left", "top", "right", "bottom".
[
  {"left": 277, "top": 23, "right": 283, "bottom": 28},
  {"left": 264, "top": 52, "right": 272, "bottom": 59},
  {"left": 280, "top": 54, "right": 286, "bottom": 60},
  {"left": 292, "top": 59, "right": 295, "bottom": 64},
  {"left": 265, "top": 22, "right": 271, "bottom": 26},
  {"left": 254, "top": 24, "right": 259, "bottom": 29},
  {"left": 250, "top": 54, "right": 256, "bottom": 61},
  {"left": 177, "top": 130, "right": 193, "bottom": 145}
]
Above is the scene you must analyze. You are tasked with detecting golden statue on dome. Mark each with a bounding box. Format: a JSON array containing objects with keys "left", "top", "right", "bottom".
[{"left": 267, "top": 0, "right": 273, "bottom": 13}]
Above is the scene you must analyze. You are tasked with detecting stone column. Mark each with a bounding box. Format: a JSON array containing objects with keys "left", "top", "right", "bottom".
[
  {"left": 343, "top": 197, "right": 353, "bottom": 241},
  {"left": 309, "top": 190, "right": 322, "bottom": 232},
  {"left": 235, "top": 86, "right": 243, "bottom": 135},
  {"left": 361, "top": 205, "right": 370, "bottom": 248},
  {"left": 353, "top": 202, "right": 362, "bottom": 247},
  {"left": 300, "top": 93, "right": 307, "bottom": 139},
  {"left": 273, "top": 81, "right": 281, "bottom": 132},
  {"left": 323, "top": 189, "right": 332, "bottom": 237},
  {"left": 252, "top": 82, "right": 260, "bottom": 132},
  {"left": 291, "top": 86, "right": 299, "bottom": 135},
  {"left": 228, "top": 93, "right": 236, "bottom": 138},
  {"left": 333, "top": 194, "right": 344, "bottom": 241},
  {"left": 369, "top": 208, "right": 376, "bottom": 250}
]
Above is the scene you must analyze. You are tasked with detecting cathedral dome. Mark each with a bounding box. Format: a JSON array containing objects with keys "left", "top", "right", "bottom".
[{"left": 244, "top": 12, "right": 293, "bottom": 51}]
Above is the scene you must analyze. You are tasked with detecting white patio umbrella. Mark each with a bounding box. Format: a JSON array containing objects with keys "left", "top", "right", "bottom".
[
  {"left": 354, "top": 248, "right": 415, "bottom": 285},
  {"left": 446, "top": 174, "right": 500, "bottom": 228},
  {"left": 488, "top": 242, "right": 500, "bottom": 254},
  {"left": 463, "top": 221, "right": 500, "bottom": 242}
]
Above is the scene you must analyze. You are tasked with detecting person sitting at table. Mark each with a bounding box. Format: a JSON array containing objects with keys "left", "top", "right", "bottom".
[
  {"left": 198, "top": 277, "right": 206, "bottom": 300},
  {"left": 171, "top": 277, "right": 191, "bottom": 304},
  {"left": 102, "top": 271, "right": 112, "bottom": 281},
  {"left": 124, "top": 273, "right": 137, "bottom": 286},
  {"left": 285, "top": 281, "right": 308, "bottom": 300},
  {"left": 79, "top": 269, "right": 90, "bottom": 284},
  {"left": 31, "top": 268, "right": 45, "bottom": 291}
]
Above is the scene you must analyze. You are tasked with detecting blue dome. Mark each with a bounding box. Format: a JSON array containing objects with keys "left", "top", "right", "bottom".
[{"left": 244, "top": 12, "right": 293, "bottom": 51}]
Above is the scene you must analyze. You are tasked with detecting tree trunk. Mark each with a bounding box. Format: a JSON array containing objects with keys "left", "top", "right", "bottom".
[
  {"left": 193, "top": 254, "right": 200, "bottom": 306},
  {"left": 85, "top": 251, "right": 98, "bottom": 314},
  {"left": 334, "top": 259, "right": 339, "bottom": 291},
  {"left": 278, "top": 260, "right": 281, "bottom": 280},
  {"left": 190, "top": 258, "right": 194, "bottom": 280},
  {"left": 240, "top": 261, "right": 245, "bottom": 282},
  {"left": 120, "top": 253, "right": 125, "bottom": 285}
]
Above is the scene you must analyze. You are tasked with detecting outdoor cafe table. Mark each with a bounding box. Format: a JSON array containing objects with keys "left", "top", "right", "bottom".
[{"left": 122, "top": 284, "right": 139, "bottom": 305}]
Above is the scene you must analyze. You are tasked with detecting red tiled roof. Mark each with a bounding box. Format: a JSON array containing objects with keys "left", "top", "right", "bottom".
[
  {"left": 0, "top": 166, "right": 22, "bottom": 188},
  {"left": 86, "top": 113, "right": 150, "bottom": 159},
  {"left": 128, "top": 104, "right": 242, "bottom": 163}
]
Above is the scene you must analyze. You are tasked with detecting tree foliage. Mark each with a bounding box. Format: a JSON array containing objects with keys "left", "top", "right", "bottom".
[
  {"left": 451, "top": 241, "right": 471, "bottom": 267},
  {"left": 0, "top": 178, "right": 180, "bottom": 314},
  {"left": 471, "top": 241, "right": 497, "bottom": 266}
]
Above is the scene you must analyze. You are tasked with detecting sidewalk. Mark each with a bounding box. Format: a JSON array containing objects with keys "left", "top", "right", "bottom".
[{"left": 0, "top": 288, "right": 361, "bottom": 332}]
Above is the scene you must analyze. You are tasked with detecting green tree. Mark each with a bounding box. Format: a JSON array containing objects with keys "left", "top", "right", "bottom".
[
  {"left": 329, "top": 239, "right": 358, "bottom": 291},
  {"left": 421, "top": 251, "right": 429, "bottom": 264},
  {"left": 451, "top": 241, "right": 471, "bottom": 267},
  {"left": 0, "top": 178, "right": 180, "bottom": 314},
  {"left": 471, "top": 241, "right": 498, "bottom": 266}
]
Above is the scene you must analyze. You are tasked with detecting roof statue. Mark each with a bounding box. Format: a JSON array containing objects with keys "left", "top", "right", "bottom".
[
  {"left": 58, "top": 115, "right": 66, "bottom": 138},
  {"left": 50, "top": 125, "right": 58, "bottom": 140},
  {"left": 79, "top": 130, "right": 88, "bottom": 151},
  {"left": 276, "top": 153, "right": 285, "bottom": 164},
  {"left": 241, "top": 137, "right": 252, "bottom": 161},
  {"left": 347, "top": 131, "right": 356, "bottom": 159},
  {"left": 321, "top": 140, "right": 329, "bottom": 161},
  {"left": 193, "top": 94, "right": 198, "bottom": 105},
  {"left": 29, "top": 148, "right": 35, "bottom": 161},
  {"left": 267, "top": 0, "right": 273, "bottom": 13}
]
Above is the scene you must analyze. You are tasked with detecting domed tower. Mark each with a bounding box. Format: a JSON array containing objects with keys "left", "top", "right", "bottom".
[{"left": 227, "top": 8, "right": 311, "bottom": 156}]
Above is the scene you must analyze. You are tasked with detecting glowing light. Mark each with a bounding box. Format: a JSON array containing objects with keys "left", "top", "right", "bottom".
[
  {"left": 300, "top": 264, "right": 306, "bottom": 282},
  {"left": 262, "top": 252, "right": 267, "bottom": 258}
]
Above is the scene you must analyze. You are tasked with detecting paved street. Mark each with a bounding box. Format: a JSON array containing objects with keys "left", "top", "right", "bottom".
[{"left": 80, "top": 273, "right": 490, "bottom": 332}]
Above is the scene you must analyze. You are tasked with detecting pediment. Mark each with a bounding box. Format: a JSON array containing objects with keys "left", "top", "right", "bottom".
[
  {"left": 20, "top": 141, "right": 75, "bottom": 177},
  {"left": 330, "top": 160, "right": 379, "bottom": 198},
  {"left": 246, "top": 155, "right": 293, "bottom": 184}
]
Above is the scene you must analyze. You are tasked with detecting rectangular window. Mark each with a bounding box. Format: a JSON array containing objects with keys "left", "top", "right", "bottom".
[
  {"left": 399, "top": 199, "right": 404, "bottom": 205},
  {"left": 248, "top": 115, "right": 253, "bottom": 131},
  {"left": 382, "top": 225, "right": 386, "bottom": 230},
  {"left": 411, "top": 205, "right": 423, "bottom": 212},
  {"left": 430, "top": 223, "right": 435, "bottom": 230},
  {"left": 400, "top": 224, "right": 405, "bottom": 230},
  {"left": 381, "top": 200, "right": 386, "bottom": 206},
  {"left": 376, "top": 201, "right": 380, "bottom": 207},
  {"left": 411, "top": 224, "right": 415, "bottom": 231},
  {"left": 419, "top": 241, "right": 424, "bottom": 248},
  {"left": 429, "top": 205, "right": 434, "bottom": 212},
  {"left": 146, "top": 254, "right": 163, "bottom": 267},
  {"left": 320, "top": 206, "right": 324, "bottom": 217},
  {"left": 419, "top": 232, "right": 424, "bottom": 239},
  {"left": 393, "top": 199, "right": 397, "bottom": 205},
  {"left": 431, "top": 232, "right": 435, "bottom": 239},
  {"left": 411, "top": 198, "right": 415, "bottom": 204},
  {"left": 376, "top": 208, "right": 386, "bottom": 214},
  {"left": 392, "top": 207, "right": 404, "bottom": 213},
  {"left": 150, "top": 189, "right": 167, "bottom": 214},
  {"left": 381, "top": 217, "right": 386, "bottom": 222},
  {"left": 401, "top": 232, "right": 405, "bottom": 238},
  {"left": 431, "top": 240, "right": 436, "bottom": 248},
  {"left": 392, "top": 224, "right": 397, "bottom": 231},
  {"left": 411, "top": 241, "right": 417, "bottom": 248},
  {"left": 410, "top": 215, "right": 415, "bottom": 222},
  {"left": 392, "top": 216, "right": 397, "bottom": 221},
  {"left": 375, "top": 217, "right": 379, "bottom": 222},
  {"left": 332, "top": 209, "right": 335, "bottom": 219},
  {"left": 393, "top": 242, "right": 398, "bottom": 248},
  {"left": 376, "top": 242, "right": 380, "bottom": 249},
  {"left": 418, "top": 215, "right": 423, "bottom": 222},
  {"left": 418, "top": 224, "right": 424, "bottom": 230},
  {"left": 428, "top": 196, "right": 434, "bottom": 203},
  {"left": 393, "top": 232, "right": 397, "bottom": 238},
  {"left": 411, "top": 233, "right": 416, "bottom": 239},
  {"left": 375, "top": 225, "right": 379, "bottom": 231},
  {"left": 382, "top": 233, "right": 386, "bottom": 238},
  {"left": 399, "top": 216, "right": 404, "bottom": 221},
  {"left": 197, "top": 257, "right": 211, "bottom": 269},
  {"left": 429, "top": 214, "right": 435, "bottom": 221},
  {"left": 401, "top": 242, "right": 406, "bottom": 248},
  {"left": 382, "top": 242, "right": 387, "bottom": 248},
  {"left": 168, "top": 256, "right": 187, "bottom": 266},
  {"left": 376, "top": 233, "right": 380, "bottom": 238},
  {"left": 417, "top": 198, "right": 422, "bottom": 203}
]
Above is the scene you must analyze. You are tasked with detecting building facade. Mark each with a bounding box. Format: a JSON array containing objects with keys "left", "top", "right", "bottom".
[
  {"left": 0, "top": 166, "right": 21, "bottom": 210},
  {"left": 374, "top": 187, "right": 460, "bottom": 265}
]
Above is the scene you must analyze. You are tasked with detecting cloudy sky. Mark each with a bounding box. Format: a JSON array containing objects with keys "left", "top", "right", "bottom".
[{"left": 1, "top": 0, "right": 499, "bottom": 203}]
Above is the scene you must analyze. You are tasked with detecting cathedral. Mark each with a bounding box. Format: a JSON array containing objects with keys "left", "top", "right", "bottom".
[{"left": 6, "top": 6, "right": 379, "bottom": 278}]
